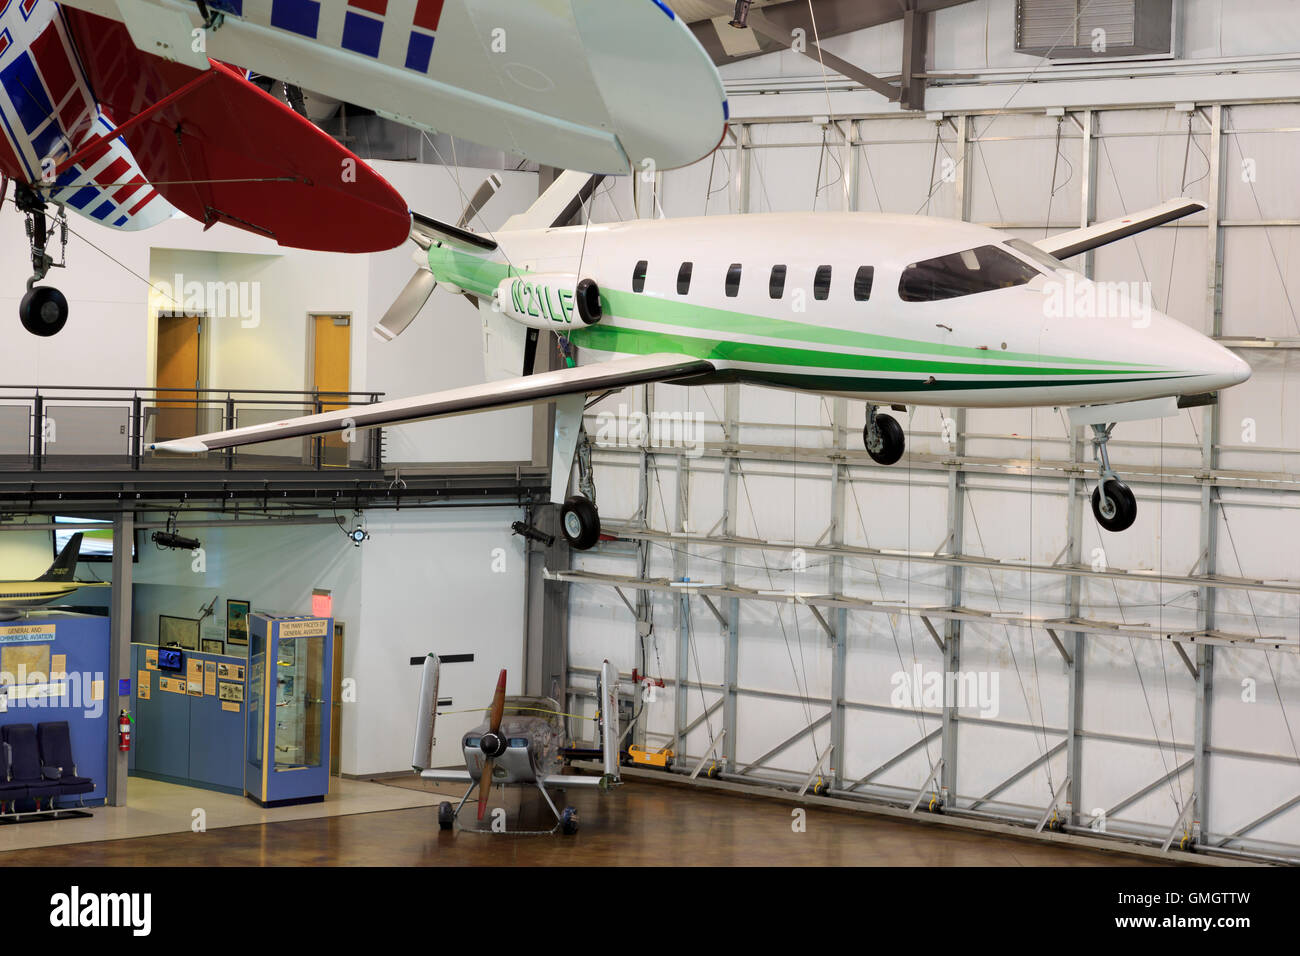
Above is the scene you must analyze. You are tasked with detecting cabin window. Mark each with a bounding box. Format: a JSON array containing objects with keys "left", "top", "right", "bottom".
[
  {"left": 814, "top": 265, "right": 832, "bottom": 300},
  {"left": 677, "top": 261, "right": 693, "bottom": 295},
  {"left": 769, "top": 265, "right": 787, "bottom": 299},
  {"left": 854, "top": 266, "right": 874, "bottom": 301},
  {"left": 899, "top": 244, "right": 1040, "bottom": 302},
  {"left": 725, "top": 263, "right": 742, "bottom": 297},
  {"left": 632, "top": 259, "right": 648, "bottom": 293}
]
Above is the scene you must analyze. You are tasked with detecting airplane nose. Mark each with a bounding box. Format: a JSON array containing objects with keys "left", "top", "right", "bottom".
[{"left": 1204, "top": 344, "right": 1252, "bottom": 388}]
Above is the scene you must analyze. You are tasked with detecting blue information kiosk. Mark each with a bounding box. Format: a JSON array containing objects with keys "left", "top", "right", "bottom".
[{"left": 245, "top": 613, "right": 333, "bottom": 807}]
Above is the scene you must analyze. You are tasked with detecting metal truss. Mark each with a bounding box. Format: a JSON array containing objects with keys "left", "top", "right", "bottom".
[{"left": 560, "top": 99, "right": 1300, "bottom": 865}]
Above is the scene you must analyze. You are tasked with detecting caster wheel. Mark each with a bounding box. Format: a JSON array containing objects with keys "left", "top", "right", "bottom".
[
  {"left": 863, "top": 412, "right": 905, "bottom": 465},
  {"left": 19, "top": 286, "right": 68, "bottom": 337},
  {"left": 1091, "top": 479, "right": 1137, "bottom": 533},
  {"left": 560, "top": 807, "right": 579, "bottom": 835},
  {"left": 560, "top": 495, "right": 601, "bottom": 551},
  {"left": 704, "top": 764, "right": 720, "bottom": 780},
  {"left": 437, "top": 801, "right": 454, "bottom": 831}
]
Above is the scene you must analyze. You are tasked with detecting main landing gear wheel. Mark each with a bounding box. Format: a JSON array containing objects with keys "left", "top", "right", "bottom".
[
  {"left": 437, "top": 801, "right": 454, "bottom": 831},
  {"left": 560, "top": 806, "right": 579, "bottom": 835},
  {"left": 863, "top": 410, "right": 905, "bottom": 466},
  {"left": 1091, "top": 479, "right": 1137, "bottom": 533},
  {"left": 19, "top": 286, "right": 68, "bottom": 337},
  {"left": 560, "top": 494, "right": 601, "bottom": 551}
]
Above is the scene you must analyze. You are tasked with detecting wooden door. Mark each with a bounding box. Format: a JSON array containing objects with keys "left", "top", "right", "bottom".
[
  {"left": 311, "top": 314, "right": 351, "bottom": 466},
  {"left": 155, "top": 313, "right": 201, "bottom": 442}
]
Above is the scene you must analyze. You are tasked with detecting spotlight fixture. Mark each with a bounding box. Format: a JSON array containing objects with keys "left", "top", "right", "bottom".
[
  {"left": 511, "top": 520, "right": 555, "bottom": 547},
  {"left": 349, "top": 525, "right": 369, "bottom": 547},
  {"left": 730, "top": 0, "right": 752, "bottom": 28},
  {"left": 153, "top": 512, "right": 200, "bottom": 551},
  {"left": 152, "top": 530, "right": 202, "bottom": 551}
]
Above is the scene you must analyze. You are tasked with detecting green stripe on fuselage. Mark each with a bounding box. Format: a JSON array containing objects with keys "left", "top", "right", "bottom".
[
  {"left": 566, "top": 323, "right": 1177, "bottom": 380},
  {"left": 426, "top": 246, "right": 1174, "bottom": 376}
]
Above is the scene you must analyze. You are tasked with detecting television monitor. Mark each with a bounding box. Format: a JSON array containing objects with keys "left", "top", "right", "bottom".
[
  {"left": 51, "top": 516, "right": 137, "bottom": 563},
  {"left": 157, "top": 648, "right": 183, "bottom": 671}
]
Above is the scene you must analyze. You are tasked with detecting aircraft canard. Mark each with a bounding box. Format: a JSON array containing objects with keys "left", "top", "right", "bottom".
[{"left": 49, "top": 0, "right": 730, "bottom": 174}]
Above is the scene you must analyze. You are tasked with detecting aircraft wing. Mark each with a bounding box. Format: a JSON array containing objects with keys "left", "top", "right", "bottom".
[
  {"left": 58, "top": 10, "right": 411, "bottom": 253},
  {"left": 1033, "top": 198, "right": 1206, "bottom": 262},
  {"left": 150, "top": 354, "right": 716, "bottom": 453},
  {"left": 52, "top": 0, "right": 728, "bottom": 175}
]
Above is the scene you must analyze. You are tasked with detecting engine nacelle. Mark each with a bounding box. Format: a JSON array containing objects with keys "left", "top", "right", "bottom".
[{"left": 495, "top": 274, "right": 602, "bottom": 330}]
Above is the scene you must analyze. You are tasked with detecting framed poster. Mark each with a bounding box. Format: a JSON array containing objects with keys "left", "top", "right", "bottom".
[
  {"left": 201, "top": 639, "right": 224, "bottom": 655},
  {"left": 218, "top": 681, "right": 244, "bottom": 703},
  {"left": 159, "top": 615, "right": 200, "bottom": 650},
  {"left": 226, "top": 600, "right": 250, "bottom": 646}
]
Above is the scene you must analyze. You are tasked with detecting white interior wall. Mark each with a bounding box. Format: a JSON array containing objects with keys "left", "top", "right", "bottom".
[{"left": 0, "top": 160, "right": 540, "bottom": 465}]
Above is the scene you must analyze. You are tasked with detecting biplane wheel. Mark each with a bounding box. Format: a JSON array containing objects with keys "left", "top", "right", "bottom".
[
  {"left": 19, "top": 286, "right": 67, "bottom": 337},
  {"left": 437, "top": 801, "right": 454, "bottom": 831},
  {"left": 560, "top": 807, "right": 579, "bottom": 835},
  {"left": 864, "top": 412, "right": 904, "bottom": 466},
  {"left": 560, "top": 495, "right": 601, "bottom": 551}
]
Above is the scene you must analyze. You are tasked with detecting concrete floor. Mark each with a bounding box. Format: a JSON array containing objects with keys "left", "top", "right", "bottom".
[{"left": 0, "top": 775, "right": 1167, "bottom": 866}]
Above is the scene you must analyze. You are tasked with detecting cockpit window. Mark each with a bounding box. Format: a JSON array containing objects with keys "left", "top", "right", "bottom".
[
  {"left": 1005, "top": 238, "right": 1067, "bottom": 274},
  {"left": 899, "top": 244, "right": 1042, "bottom": 302}
]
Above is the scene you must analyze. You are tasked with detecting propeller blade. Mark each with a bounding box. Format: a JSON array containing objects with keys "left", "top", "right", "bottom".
[
  {"left": 456, "top": 174, "right": 503, "bottom": 230},
  {"left": 477, "top": 757, "right": 494, "bottom": 820},
  {"left": 488, "top": 668, "right": 507, "bottom": 733},
  {"left": 372, "top": 269, "right": 436, "bottom": 342}
]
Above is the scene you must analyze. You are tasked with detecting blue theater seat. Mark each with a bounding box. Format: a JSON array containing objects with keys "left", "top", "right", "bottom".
[
  {"left": 37, "top": 721, "right": 94, "bottom": 803},
  {"left": 2, "top": 724, "right": 63, "bottom": 810},
  {"left": 0, "top": 739, "right": 28, "bottom": 813}
]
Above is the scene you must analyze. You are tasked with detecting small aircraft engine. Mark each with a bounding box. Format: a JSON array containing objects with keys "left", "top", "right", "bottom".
[{"left": 494, "top": 274, "right": 602, "bottom": 330}]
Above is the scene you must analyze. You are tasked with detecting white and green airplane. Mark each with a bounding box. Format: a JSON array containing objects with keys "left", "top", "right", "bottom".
[{"left": 153, "top": 174, "right": 1250, "bottom": 541}]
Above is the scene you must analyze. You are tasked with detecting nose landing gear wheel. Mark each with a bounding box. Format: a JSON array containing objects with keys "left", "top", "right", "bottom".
[
  {"left": 863, "top": 411, "right": 905, "bottom": 466},
  {"left": 437, "top": 801, "right": 454, "bottom": 831},
  {"left": 560, "top": 494, "right": 601, "bottom": 551},
  {"left": 1091, "top": 479, "right": 1137, "bottom": 533},
  {"left": 19, "top": 286, "right": 67, "bottom": 337}
]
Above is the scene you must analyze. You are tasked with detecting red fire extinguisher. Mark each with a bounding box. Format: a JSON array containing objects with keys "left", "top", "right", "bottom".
[{"left": 118, "top": 711, "right": 132, "bottom": 752}]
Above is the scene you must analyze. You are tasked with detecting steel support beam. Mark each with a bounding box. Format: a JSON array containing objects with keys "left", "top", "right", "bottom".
[
  {"left": 105, "top": 512, "right": 133, "bottom": 807},
  {"left": 737, "top": 712, "right": 831, "bottom": 776}
]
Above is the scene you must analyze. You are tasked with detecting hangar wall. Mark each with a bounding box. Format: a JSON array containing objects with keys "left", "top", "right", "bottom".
[{"left": 565, "top": 2, "right": 1300, "bottom": 861}]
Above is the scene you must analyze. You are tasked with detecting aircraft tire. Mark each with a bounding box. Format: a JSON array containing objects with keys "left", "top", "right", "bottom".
[
  {"left": 560, "top": 807, "right": 579, "bottom": 835},
  {"left": 560, "top": 495, "right": 601, "bottom": 550},
  {"left": 19, "top": 286, "right": 68, "bottom": 337},
  {"left": 1091, "top": 480, "right": 1137, "bottom": 532},
  {"left": 864, "top": 412, "right": 905, "bottom": 465},
  {"left": 437, "top": 801, "right": 455, "bottom": 830}
]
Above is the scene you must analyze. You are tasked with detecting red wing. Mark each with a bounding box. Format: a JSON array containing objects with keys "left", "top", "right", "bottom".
[{"left": 60, "top": 9, "right": 409, "bottom": 253}]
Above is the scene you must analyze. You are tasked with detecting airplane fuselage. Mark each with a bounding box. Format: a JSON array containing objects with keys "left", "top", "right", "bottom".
[{"left": 430, "top": 211, "right": 1250, "bottom": 409}]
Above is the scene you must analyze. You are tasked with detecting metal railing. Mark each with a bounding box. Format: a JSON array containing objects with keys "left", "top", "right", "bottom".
[{"left": 0, "top": 385, "right": 384, "bottom": 472}]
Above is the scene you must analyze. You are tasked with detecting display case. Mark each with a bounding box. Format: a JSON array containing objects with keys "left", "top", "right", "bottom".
[{"left": 245, "top": 613, "right": 333, "bottom": 806}]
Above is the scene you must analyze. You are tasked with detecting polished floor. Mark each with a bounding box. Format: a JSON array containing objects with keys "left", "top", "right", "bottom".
[
  {"left": 0, "top": 776, "right": 438, "bottom": 853},
  {"left": 0, "top": 775, "right": 1167, "bottom": 866}
]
